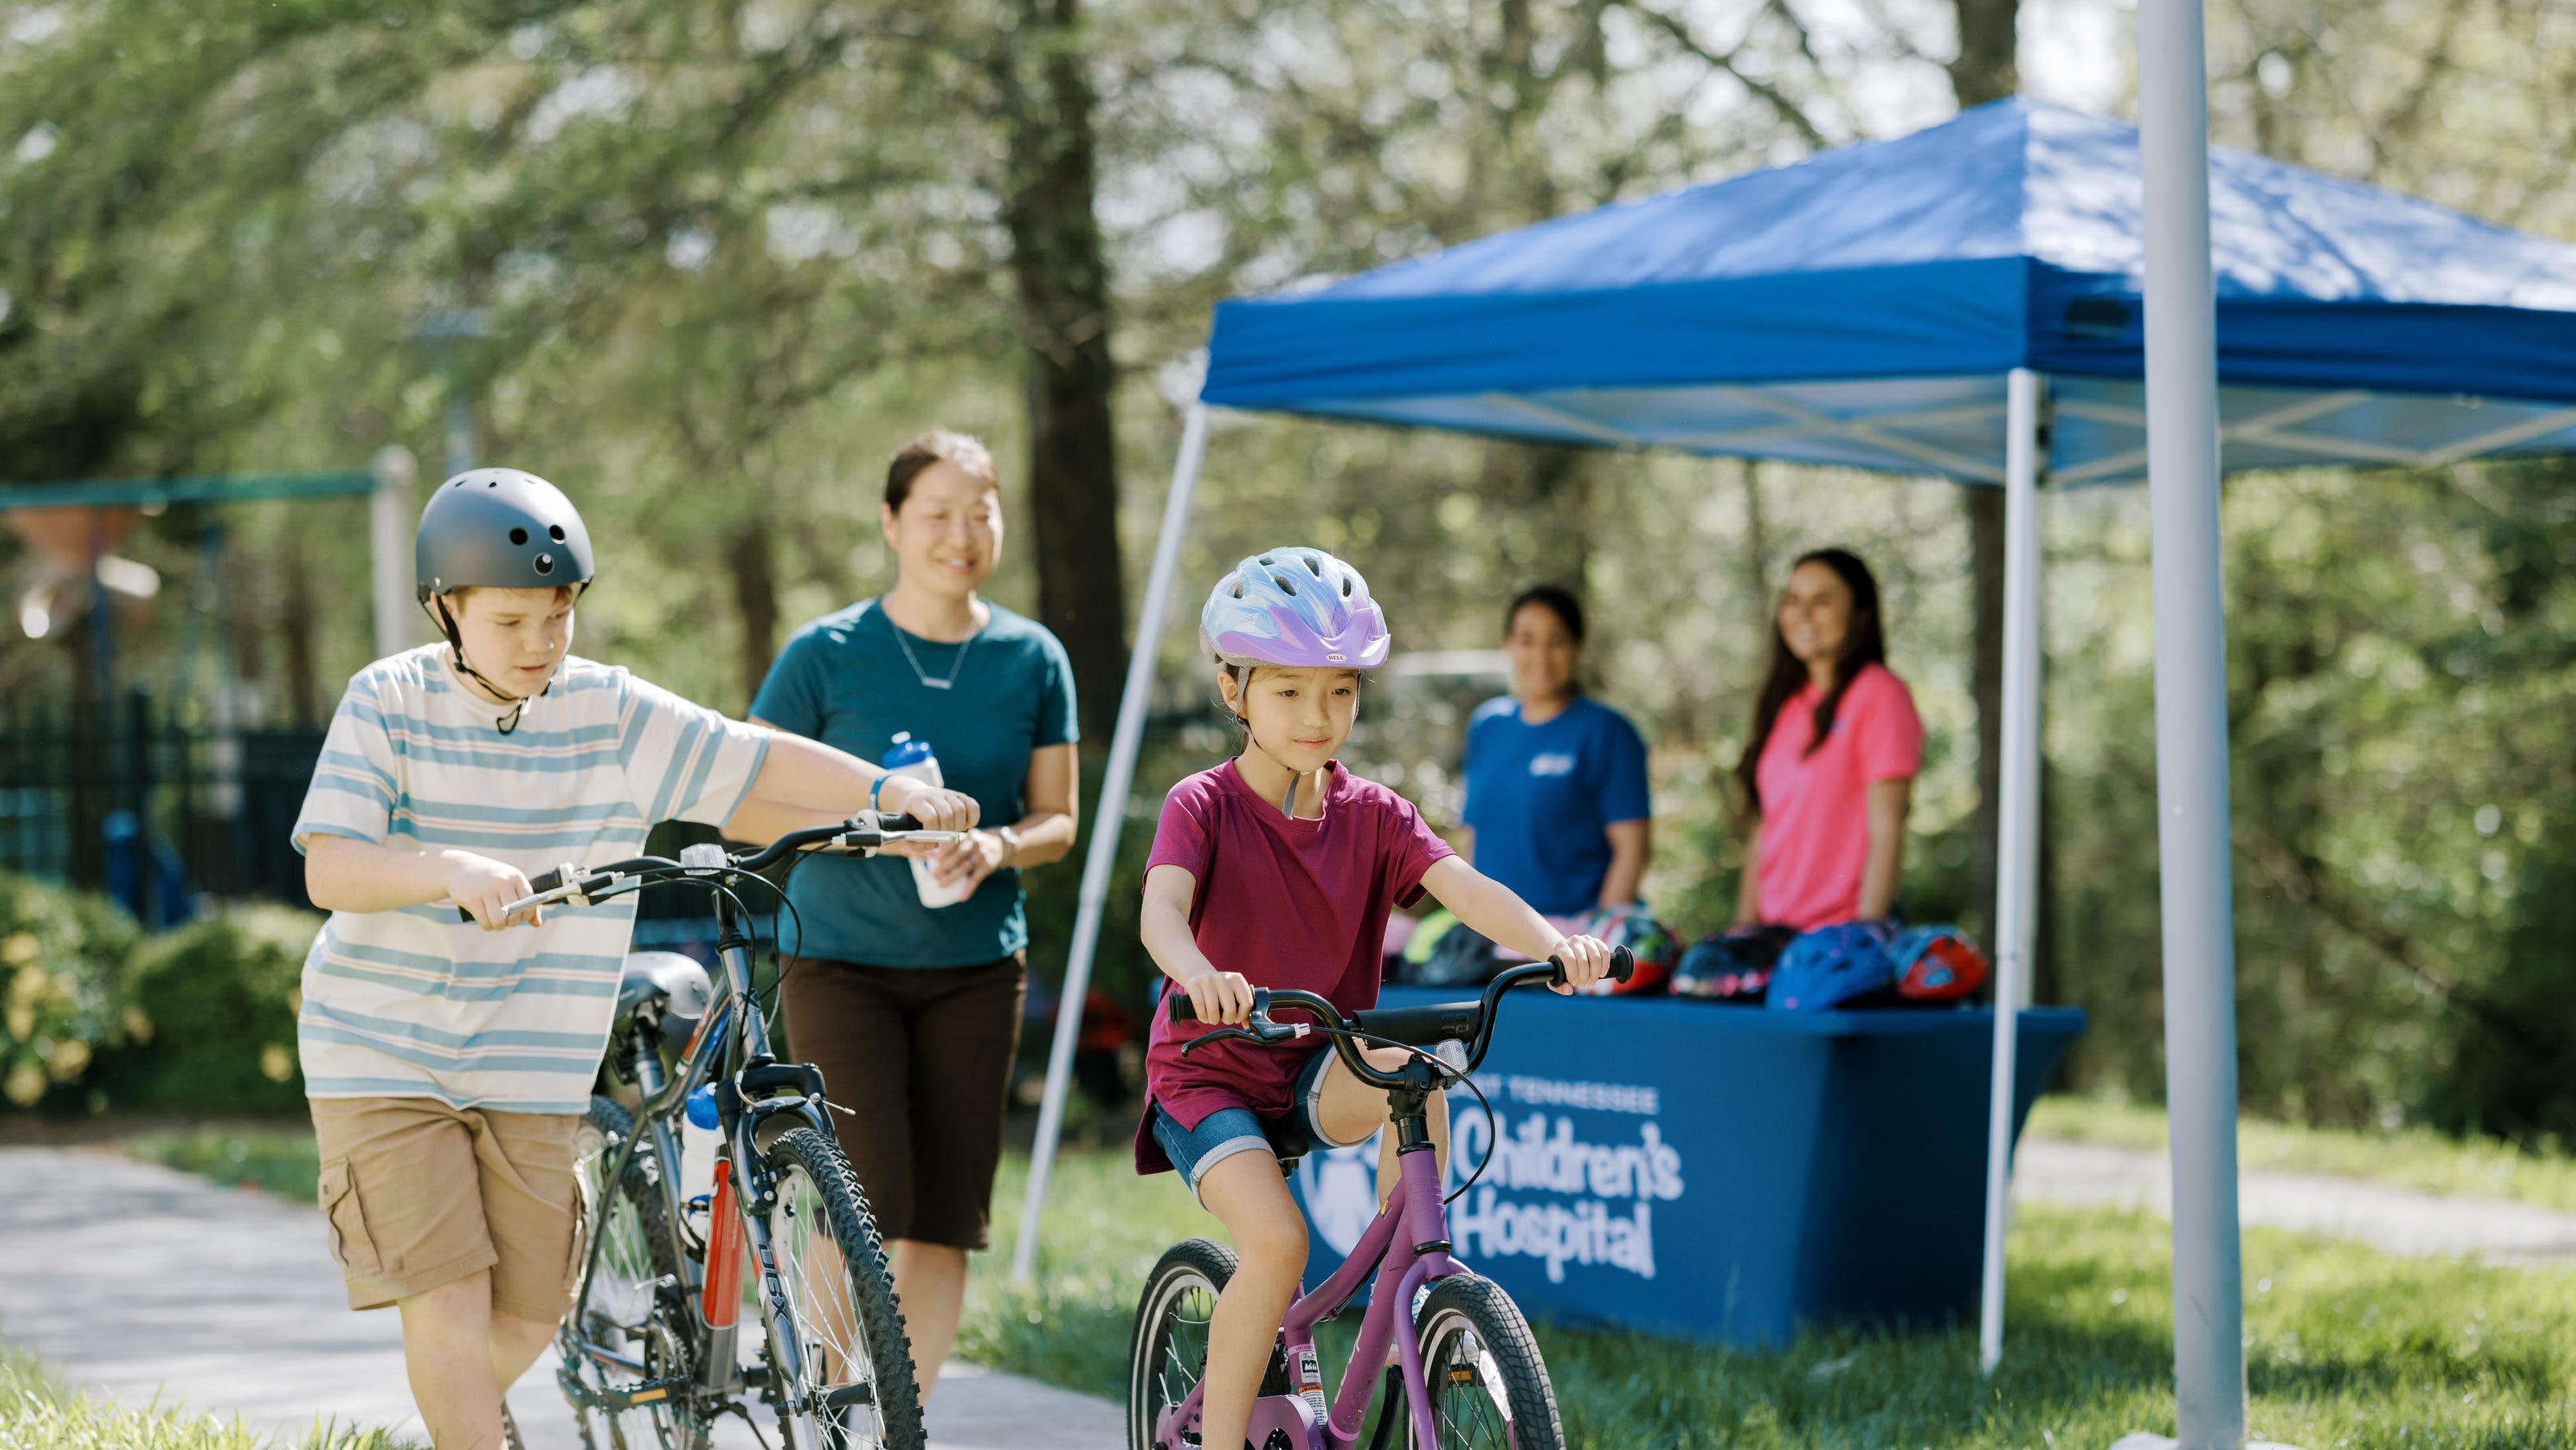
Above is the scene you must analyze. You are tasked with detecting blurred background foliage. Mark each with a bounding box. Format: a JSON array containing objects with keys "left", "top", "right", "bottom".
[{"left": 5, "top": 0, "right": 2576, "bottom": 1140}]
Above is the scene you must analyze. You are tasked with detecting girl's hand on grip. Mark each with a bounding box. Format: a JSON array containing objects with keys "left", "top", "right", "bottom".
[
  {"left": 1550, "top": 933, "right": 1612, "bottom": 994},
  {"left": 1184, "top": 968, "right": 1256, "bottom": 1027}
]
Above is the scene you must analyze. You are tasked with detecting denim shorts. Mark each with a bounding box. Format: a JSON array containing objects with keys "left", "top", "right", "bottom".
[{"left": 1151, "top": 1047, "right": 1371, "bottom": 1205}]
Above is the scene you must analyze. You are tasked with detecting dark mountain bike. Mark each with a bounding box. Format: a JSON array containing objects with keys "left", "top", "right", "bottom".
[{"left": 472, "top": 813, "right": 956, "bottom": 1450}]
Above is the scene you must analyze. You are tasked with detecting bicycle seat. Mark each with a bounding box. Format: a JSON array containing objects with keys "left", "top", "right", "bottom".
[
  {"left": 616, "top": 952, "right": 712, "bottom": 1028},
  {"left": 1262, "top": 1113, "right": 1314, "bottom": 1172}
]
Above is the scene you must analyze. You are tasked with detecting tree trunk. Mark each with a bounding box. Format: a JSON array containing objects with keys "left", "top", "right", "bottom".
[
  {"left": 1948, "top": 0, "right": 2020, "bottom": 941},
  {"left": 729, "top": 518, "right": 777, "bottom": 712},
  {"left": 995, "top": 0, "right": 1126, "bottom": 744}
]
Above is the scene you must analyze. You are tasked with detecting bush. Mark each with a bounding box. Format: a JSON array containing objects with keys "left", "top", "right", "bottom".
[
  {"left": 93, "top": 906, "right": 319, "bottom": 1112},
  {"left": 0, "top": 872, "right": 143, "bottom": 1109}
]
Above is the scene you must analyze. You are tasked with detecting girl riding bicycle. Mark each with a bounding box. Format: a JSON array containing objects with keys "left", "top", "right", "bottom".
[{"left": 1137, "top": 547, "right": 1614, "bottom": 1450}]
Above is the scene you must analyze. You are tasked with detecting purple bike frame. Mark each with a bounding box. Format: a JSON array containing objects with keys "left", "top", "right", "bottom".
[{"left": 1161, "top": 1145, "right": 1459, "bottom": 1450}]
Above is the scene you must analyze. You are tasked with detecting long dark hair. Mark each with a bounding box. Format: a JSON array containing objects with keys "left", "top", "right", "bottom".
[{"left": 1733, "top": 548, "right": 1886, "bottom": 817}]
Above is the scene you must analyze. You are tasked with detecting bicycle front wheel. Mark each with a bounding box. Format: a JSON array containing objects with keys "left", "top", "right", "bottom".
[
  {"left": 1408, "top": 1274, "right": 1563, "bottom": 1450},
  {"left": 1127, "top": 1238, "right": 1236, "bottom": 1450},
  {"left": 754, "top": 1125, "right": 924, "bottom": 1450}
]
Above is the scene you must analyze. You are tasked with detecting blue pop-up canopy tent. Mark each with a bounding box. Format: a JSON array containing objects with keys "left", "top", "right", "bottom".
[
  {"left": 1198, "top": 97, "right": 2576, "bottom": 481},
  {"left": 1017, "top": 93, "right": 2576, "bottom": 1403}
]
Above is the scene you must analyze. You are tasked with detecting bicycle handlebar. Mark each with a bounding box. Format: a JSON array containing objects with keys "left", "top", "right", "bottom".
[
  {"left": 1167, "top": 947, "right": 1633, "bottom": 1091},
  {"left": 445, "top": 812, "right": 952, "bottom": 924}
]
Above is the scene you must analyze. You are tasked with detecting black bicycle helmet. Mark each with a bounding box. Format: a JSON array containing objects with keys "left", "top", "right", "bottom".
[
  {"left": 415, "top": 467, "right": 596, "bottom": 601},
  {"left": 415, "top": 468, "right": 596, "bottom": 730}
]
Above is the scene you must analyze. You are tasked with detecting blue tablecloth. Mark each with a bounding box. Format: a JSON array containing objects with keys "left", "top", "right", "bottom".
[{"left": 1286, "top": 989, "right": 2086, "bottom": 1346}]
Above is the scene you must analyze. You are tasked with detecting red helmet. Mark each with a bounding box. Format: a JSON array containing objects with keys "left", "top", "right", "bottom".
[{"left": 1572, "top": 905, "right": 1678, "bottom": 996}]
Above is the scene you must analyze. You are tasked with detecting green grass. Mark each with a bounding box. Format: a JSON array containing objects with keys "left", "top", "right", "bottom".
[
  {"left": 969, "top": 1148, "right": 2576, "bottom": 1448},
  {"left": 126, "top": 1125, "right": 323, "bottom": 1203},
  {"left": 2028, "top": 1094, "right": 2576, "bottom": 1214},
  {"left": 0, "top": 1340, "right": 414, "bottom": 1449}
]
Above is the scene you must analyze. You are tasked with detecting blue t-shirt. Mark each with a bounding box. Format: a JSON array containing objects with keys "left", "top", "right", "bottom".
[
  {"left": 749, "top": 599, "right": 1078, "bottom": 967},
  {"left": 1459, "top": 695, "right": 1650, "bottom": 916}
]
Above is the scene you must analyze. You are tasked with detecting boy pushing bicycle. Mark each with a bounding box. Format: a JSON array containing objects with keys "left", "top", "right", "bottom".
[{"left": 292, "top": 469, "right": 976, "bottom": 1450}]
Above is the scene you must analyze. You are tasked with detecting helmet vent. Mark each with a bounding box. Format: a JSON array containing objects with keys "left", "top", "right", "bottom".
[
  {"left": 534, "top": 554, "right": 555, "bottom": 576},
  {"left": 510, "top": 527, "right": 530, "bottom": 546},
  {"left": 1340, "top": 576, "right": 1353, "bottom": 597},
  {"left": 1272, "top": 572, "right": 1298, "bottom": 596},
  {"left": 485, "top": 479, "right": 499, "bottom": 487},
  {"left": 548, "top": 525, "right": 565, "bottom": 541},
  {"left": 1302, "top": 556, "right": 1323, "bottom": 576}
]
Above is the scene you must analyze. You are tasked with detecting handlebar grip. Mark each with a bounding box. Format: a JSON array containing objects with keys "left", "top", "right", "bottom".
[
  {"left": 1544, "top": 945, "right": 1635, "bottom": 987},
  {"left": 1168, "top": 994, "right": 1198, "bottom": 1023},
  {"left": 876, "top": 812, "right": 923, "bottom": 832},
  {"left": 451, "top": 866, "right": 573, "bottom": 924}
]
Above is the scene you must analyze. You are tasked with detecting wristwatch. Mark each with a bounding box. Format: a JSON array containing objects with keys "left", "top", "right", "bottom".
[{"left": 995, "top": 824, "right": 1022, "bottom": 865}]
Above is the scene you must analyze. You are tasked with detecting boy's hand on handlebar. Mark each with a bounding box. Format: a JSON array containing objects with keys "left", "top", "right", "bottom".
[
  {"left": 1548, "top": 933, "right": 1613, "bottom": 994},
  {"left": 1179, "top": 967, "right": 1257, "bottom": 1027},
  {"left": 877, "top": 777, "right": 980, "bottom": 835},
  {"left": 444, "top": 853, "right": 542, "bottom": 931}
]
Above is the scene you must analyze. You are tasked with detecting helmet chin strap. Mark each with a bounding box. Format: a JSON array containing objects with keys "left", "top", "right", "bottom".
[
  {"left": 1227, "top": 669, "right": 1321, "bottom": 818},
  {"left": 425, "top": 595, "right": 553, "bottom": 735}
]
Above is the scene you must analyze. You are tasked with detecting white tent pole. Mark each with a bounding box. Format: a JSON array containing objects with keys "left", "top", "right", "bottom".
[
  {"left": 1977, "top": 365, "right": 2044, "bottom": 1375},
  {"left": 2141, "top": 3, "right": 2248, "bottom": 1446},
  {"left": 1012, "top": 402, "right": 1212, "bottom": 1286}
]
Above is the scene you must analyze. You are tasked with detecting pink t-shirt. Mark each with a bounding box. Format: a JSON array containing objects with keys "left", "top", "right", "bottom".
[
  {"left": 1753, "top": 663, "right": 1923, "bottom": 931},
  {"left": 1135, "top": 759, "right": 1452, "bottom": 1174}
]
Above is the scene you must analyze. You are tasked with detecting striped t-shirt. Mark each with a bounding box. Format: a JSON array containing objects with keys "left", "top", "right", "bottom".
[{"left": 291, "top": 645, "right": 770, "bottom": 1113}]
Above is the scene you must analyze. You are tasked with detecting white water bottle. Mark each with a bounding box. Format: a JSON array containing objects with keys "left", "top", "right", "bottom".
[{"left": 883, "top": 733, "right": 972, "bottom": 909}]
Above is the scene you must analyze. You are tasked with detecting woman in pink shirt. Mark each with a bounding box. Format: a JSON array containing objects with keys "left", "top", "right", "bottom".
[{"left": 1732, "top": 548, "right": 1925, "bottom": 932}]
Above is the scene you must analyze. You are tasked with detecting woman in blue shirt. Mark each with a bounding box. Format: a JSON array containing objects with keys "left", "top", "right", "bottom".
[
  {"left": 749, "top": 428, "right": 1079, "bottom": 1407},
  {"left": 1459, "top": 585, "right": 1652, "bottom": 915}
]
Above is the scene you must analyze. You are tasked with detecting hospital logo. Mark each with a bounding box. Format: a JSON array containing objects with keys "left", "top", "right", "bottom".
[
  {"left": 1294, "top": 1139, "right": 1383, "bottom": 1257},
  {"left": 1528, "top": 753, "right": 1577, "bottom": 778}
]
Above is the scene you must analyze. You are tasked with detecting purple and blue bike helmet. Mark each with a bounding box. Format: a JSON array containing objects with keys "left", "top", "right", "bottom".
[{"left": 1200, "top": 547, "right": 1392, "bottom": 671}]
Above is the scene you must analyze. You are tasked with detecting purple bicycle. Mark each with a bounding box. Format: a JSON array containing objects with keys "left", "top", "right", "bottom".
[{"left": 1126, "top": 949, "right": 1632, "bottom": 1450}]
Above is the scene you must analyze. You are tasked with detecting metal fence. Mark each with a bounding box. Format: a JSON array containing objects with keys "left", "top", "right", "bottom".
[{"left": 0, "top": 690, "right": 324, "bottom": 922}]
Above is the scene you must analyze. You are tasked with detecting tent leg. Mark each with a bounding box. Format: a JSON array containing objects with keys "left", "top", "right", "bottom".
[
  {"left": 1011, "top": 403, "right": 1212, "bottom": 1286},
  {"left": 1978, "top": 366, "right": 2045, "bottom": 1376},
  {"left": 2142, "top": 2, "right": 2248, "bottom": 1445}
]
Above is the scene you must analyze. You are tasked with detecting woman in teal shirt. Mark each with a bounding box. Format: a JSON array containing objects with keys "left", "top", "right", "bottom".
[{"left": 749, "top": 428, "right": 1078, "bottom": 1406}]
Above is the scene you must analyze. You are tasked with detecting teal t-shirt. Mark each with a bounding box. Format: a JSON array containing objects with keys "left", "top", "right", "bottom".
[{"left": 749, "top": 599, "right": 1079, "bottom": 967}]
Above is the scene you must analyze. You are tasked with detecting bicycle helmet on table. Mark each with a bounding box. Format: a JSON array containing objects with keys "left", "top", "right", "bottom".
[{"left": 415, "top": 468, "right": 597, "bottom": 730}]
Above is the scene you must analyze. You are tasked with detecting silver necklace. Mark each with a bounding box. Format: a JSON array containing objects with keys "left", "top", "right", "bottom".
[{"left": 885, "top": 601, "right": 981, "bottom": 690}]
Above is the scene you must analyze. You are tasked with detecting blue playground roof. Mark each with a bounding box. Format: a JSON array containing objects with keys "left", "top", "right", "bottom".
[{"left": 1200, "top": 99, "right": 2576, "bottom": 484}]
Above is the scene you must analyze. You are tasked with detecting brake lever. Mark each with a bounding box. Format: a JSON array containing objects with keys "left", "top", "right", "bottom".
[
  {"left": 1179, "top": 1027, "right": 1266, "bottom": 1058},
  {"left": 1178, "top": 1018, "right": 1309, "bottom": 1058}
]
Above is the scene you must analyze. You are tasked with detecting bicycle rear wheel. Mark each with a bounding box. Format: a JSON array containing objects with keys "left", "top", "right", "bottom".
[
  {"left": 567, "top": 1095, "right": 710, "bottom": 1450},
  {"left": 1407, "top": 1274, "right": 1563, "bottom": 1450},
  {"left": 754, "top": 1125, "right": 924, "bottom": 1450},
  {"left": 1127, "top": 1238, "right": 1237, "bottom": 1450}
]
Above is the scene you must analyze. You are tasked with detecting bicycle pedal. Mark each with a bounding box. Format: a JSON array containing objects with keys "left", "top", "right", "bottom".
[{"left": 593, "top": 1376, "right": 693, "bottom": 1412}]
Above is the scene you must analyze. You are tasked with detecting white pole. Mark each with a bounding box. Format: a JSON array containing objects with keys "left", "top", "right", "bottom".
[
  {"left": 1977, "top": 366, "right": 2045, "bottom": 1375},
  {"left": 1012, "top": 403, "right": 1212, "bottom": 1285},
  {"left": 2141, "top": 4, "right": 2247, "bottom": 1446},
  {"left": 369, "top": 446, "right": 418, "bottom": 662}
]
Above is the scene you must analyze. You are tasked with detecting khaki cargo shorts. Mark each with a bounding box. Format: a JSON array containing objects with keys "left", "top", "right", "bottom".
[{"left": 308, "top": 1095, "right": 585, "bottom": 1323}]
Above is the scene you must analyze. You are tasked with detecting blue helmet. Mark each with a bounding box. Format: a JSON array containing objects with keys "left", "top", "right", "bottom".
[{"left": 1766, "top": 921, "right": 1897, "bottom": 1013}]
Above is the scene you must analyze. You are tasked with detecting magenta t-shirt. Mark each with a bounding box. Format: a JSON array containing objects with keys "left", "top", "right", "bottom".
[
  {"left": 1134, "top": 759, "right": 1453, "bottom": 1175},
  {"left": 1753, "top": 663, "right": 1923, "bottom": 931}
]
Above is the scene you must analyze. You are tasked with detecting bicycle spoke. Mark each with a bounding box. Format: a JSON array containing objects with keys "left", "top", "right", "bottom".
[{"left": 767, "top": 1162, "right": 888, "bottom": 1448}]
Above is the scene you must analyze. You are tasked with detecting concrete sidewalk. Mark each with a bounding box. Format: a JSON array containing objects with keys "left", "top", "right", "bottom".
[
  {"left": 0, "top": 1146, "right": 1121, "bottom": 1449},
  {"left": 2014, "top": 1136, "right": 2576, "bottom": 1262}
]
